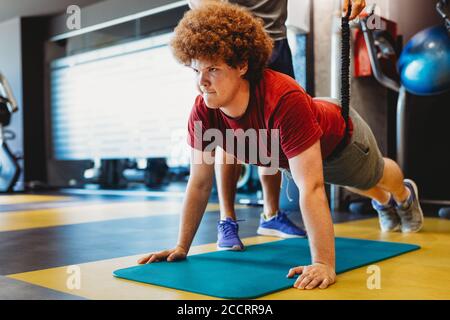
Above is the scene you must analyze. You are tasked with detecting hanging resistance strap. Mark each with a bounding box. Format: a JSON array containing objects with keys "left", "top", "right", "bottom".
[{"left": 331, "top": 5, "right": 352, "bottom": 157}]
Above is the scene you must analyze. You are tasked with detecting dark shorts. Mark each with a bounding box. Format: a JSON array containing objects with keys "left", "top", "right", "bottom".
[{"left": 268, "top": 38, "right": 295, "bottom": 78}]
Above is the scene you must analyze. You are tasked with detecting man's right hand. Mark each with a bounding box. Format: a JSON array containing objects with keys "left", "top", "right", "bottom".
[
  {"left": 343, "top": 0, "right": 366, "bottom": 20},
  {"left": 137, "top": 245, "right": 187, "bottom": 264}
]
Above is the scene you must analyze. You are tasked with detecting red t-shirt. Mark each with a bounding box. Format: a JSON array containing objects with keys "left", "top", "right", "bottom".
[{"left": 187, "top": 69, "right": 353, "bottom": 169}]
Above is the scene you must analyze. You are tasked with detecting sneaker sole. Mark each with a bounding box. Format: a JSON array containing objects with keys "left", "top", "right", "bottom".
[
  {"left": 380, "top": 224, "right": 401, "bottom": 232},
  {"left": 402, "top": 179, "right": 424, "bottom": 233},
  {"left": 216, "top": 244, "right": 245, "bottom": 251},
  {"left": 257, "top": 227, "right": 307, "bottom": 239}
]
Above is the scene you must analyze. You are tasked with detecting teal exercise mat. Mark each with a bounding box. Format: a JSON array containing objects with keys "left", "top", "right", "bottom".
[{"left": 113, "top": 237, "right": 420, "bottom": 299}]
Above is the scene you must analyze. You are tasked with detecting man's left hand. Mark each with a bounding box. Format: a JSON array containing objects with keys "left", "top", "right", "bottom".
[{"left": 287, "top": 263, "right": 336, "bottom": 290}]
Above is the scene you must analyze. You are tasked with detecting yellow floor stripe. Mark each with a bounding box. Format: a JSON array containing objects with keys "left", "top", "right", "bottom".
[
  {"left": 0, "top": 201, "right": 236, "bottom": 232},
  {"left": 0, "top": 195, "right": 71, "bottom": 205},
  {"left": 8, "top": 218, "right": 450, "bottom": 300},
  {"left": 8, "top": 236, "right": 279, "bottom": 300},
  {"left": 264, "top": 217, "right": 450, "bottom": 300}
]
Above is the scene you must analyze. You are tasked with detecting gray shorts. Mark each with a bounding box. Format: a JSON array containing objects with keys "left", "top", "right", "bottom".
[
  {"left": 283, "top": 105, "right": 385, "bottom": 190},
  {"left": 322, "top": 107, "right": 385, "bottom": 190}
]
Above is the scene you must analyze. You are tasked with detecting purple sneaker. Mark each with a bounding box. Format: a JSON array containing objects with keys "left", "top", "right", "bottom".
[
  {"left": 395, "top": 179, "right": 424, "bottom": 233},
  {"left": 257, "top": 211, "right": 307, "bottom": 238},
  {"left": 371, "top": 197, "right": 401, "bottom": 232},
  {"left": 217, "top": 218, "right": 245, "bottom": 251}
]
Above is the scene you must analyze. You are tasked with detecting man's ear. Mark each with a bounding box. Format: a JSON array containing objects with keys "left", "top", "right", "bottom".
[{"left": 238, "top": 62, "right": 248, "bottom": 77}]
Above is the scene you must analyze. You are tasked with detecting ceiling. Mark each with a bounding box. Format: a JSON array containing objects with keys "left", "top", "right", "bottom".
[{"left": 0, "top": 0, "right": 105, "bottom": 24}]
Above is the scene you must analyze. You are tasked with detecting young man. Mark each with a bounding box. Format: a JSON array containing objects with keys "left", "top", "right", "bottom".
[
  {"left": 189, "top": 0, "right": 307, "bottom": 251},
  {"left": 138, "top": 2, "right": 423, "bottom": 290},
  {"left": 188, "top": 0, "right": 369, "bottom": 251}
]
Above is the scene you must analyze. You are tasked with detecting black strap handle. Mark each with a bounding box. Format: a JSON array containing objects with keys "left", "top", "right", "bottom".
[
  {"left": 341, "top": 3, "right": 351, "bottom": 137},
  {"left": 327, "top": 4, "right": 352, "bottom": 159}
]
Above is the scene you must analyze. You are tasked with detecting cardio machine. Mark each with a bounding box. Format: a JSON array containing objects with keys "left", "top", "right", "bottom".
[{"left": 0, "top": 72, "right": 21, "bottom": 192}]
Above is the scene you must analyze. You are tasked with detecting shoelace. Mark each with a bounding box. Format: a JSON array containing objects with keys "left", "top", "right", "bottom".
[
  {"left": 219, "top": 219, "right": 244, "bottom": 238},
  {"left": 274, "top": 211, "right": 296, "bottom": 227}
]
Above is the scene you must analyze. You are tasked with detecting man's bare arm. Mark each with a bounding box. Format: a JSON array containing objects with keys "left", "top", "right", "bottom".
[
  {"left": 138, "top": 148, "right": 215, "bottom": 263},
  {"left": 176, "top": 148, "right": 215, "bottom": 250},
  {"left": 286, "top": 140, "right": 336, "bottom": 290}
]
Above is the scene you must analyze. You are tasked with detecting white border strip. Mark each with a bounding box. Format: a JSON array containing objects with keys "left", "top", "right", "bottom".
[{"left": 59, "top": 188, "right": 186, "bottom": 198}]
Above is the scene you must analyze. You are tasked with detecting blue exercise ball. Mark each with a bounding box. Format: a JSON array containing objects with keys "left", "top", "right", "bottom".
[{"left": 397, "top": 25, "right": 450, "bottom": 96}]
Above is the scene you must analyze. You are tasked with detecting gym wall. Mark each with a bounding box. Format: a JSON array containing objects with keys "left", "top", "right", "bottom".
[
  {"left": 45, "top": 0, "right": 190, "bottom": 188},
  {"left": 313, "top": 0, "right": 443, "bottom": 156},
  {"left": 314, "top": 0, "right": 443, "bottom": 98},
  {"left": 1, "top": 0, "right": 313, "bottom": 190},
  {"left": 43, "top": 0, "right": 314, "bottom": 189}
]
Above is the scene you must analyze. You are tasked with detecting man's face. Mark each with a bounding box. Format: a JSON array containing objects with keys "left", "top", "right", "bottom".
[{"left": 190, "top": 59, "right": 247, "bottom": 109}]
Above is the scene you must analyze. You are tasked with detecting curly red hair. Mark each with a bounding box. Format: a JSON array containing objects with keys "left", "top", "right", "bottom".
[{"left": 170, "top": 1, "right": 273, "bottom": 83}]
